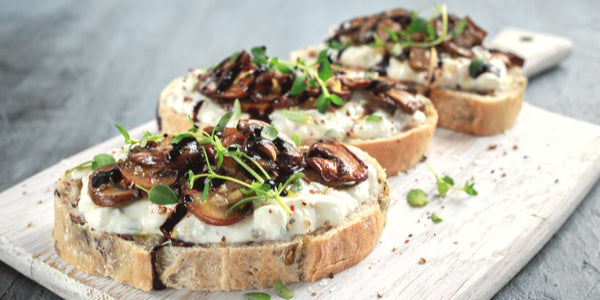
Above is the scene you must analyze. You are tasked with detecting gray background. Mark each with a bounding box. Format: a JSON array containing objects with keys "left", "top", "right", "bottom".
[{"left": 1, "top": 0, "right": 599, "bottom": 298}]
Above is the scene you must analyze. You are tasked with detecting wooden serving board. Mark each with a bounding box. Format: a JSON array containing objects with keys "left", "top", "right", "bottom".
[{"left": 1, "top": 103, "right": 599, "bottom": 299}]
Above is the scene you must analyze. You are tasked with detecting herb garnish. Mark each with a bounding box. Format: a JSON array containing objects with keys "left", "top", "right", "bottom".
[
  {"left": 136, "top": 184, "right": 178, "bottom": 205},
  {"left": 280, "top": 110, "right": 309, "bottom": 124},
  {"left": 291, "top": 133, "right": 301, "bottom": 147},
  {"left": 407, "top": 189, "right": 428, "bottom": 207},
  {"left": 431, "top": 211, "right": 443, "bottom": 223},
  {"left": 114, "top": 100, "right": 304, "bottom": 215},
  {"left": 69, "top": 153, "right": 116, "bottom": 173},
  {"left": 426, "top": 163, "right": 477, "bottom": 198},
  {"left": 275, "top": 279, "right": 293, "bottom": 299},
  {"left": 468, "top": 57, "right": 485, "bottom": 78},
  {"left": 365, "top": 114, "right": 383, "bottom": 123},
  {"left": 250, "top": 46, "right": 344, "bottom": 113},
  {"left": 244, "top": 292, "right": 271, "bottom": 300},
  {"left": 354, "top": 5, "right": 467, "bottom": 56}
]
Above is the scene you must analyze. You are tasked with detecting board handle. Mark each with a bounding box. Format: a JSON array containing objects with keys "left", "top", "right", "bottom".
[{"left": 485, "top": 27, "right": 573, "bottom": 78}]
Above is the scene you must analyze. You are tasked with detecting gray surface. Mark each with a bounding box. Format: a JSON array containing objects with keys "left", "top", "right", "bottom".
[{"left": 0, "top": 0, "right": 599, "bottom": 299}]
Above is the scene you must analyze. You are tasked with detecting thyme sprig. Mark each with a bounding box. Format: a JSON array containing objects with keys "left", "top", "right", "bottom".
[
  {"left": 355, "top": 5, "right": 467, "bottom": 56},
  {"left": 426, "top": 163, "right": 477, "bottom": 198},
  {"left": 115, "top": 102, "right": 303, "bottom": 214},
  {"left": 250, "top": 46, "right": 344, "bottom": 113}
]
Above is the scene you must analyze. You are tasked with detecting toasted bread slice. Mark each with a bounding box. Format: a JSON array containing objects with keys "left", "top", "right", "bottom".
[
  {"left": 53, "top": 152, "right": 390, "bottom": 291},
  {"left": 158, "top": 77, "right": 438, "bottom": 175}
]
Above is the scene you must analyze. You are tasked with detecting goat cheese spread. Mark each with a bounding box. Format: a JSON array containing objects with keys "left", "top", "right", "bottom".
[
  {"left": 75, "top": 147, "right": 377, "bottom": 244},
  {"left": 337, "top": 45, "right": 507, "bottom": 92},
  {"left": 165, "top": 69, "right": 427, "bottom": 143}
]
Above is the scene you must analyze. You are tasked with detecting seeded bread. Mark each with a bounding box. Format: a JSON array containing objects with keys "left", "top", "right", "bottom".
[
  {"left": 53, "top": 153, "right": 391, "bottom": 291},
  {"left": 158, "top": 78, "right": 438, "bottom": 175}
]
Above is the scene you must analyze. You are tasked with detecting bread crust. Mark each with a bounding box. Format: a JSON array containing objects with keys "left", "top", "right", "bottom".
[
  {"left": 428, "top": 67, "right": 527, "bottom": 136},
  {"left": 157, "top": 78, "right": 438, "bottom": 175},
  {"left": 53, "top": 155, "right": 390, "bottom": 291}
]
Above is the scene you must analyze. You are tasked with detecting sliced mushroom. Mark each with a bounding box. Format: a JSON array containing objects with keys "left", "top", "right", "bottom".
[
  {"left": 409, "top": 47, "right": 431, "bottom": 71},
  {"left": 305, "top": 140, "right": 368, "bottom": 187},
  {"left": 128, "top": 137, "right": 172, "bottom": 166},
  {"left": 237, "top": 119, "right": 270, "bottom": 135},
  {"left": 117, "top": 160, "right": 178, "bottom": 191},
  {"left": 185, "top": 181, "right": 252, "bottom": 226},
  {"left": 384, "top": 88, "right": 425, "bottom": 114},
  {"left": 88, "top": 164, "right": 141, "bottom": 207},
  {"left": 201, "top": 51, "right": 253, "bottom": 98}
]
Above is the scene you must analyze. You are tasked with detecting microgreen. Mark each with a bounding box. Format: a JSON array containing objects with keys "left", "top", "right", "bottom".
[
  {"left": 426, "top": 163, "right": 478, "bottom": 198},
  {"left": 275, "top": 279, "right": 293, "bottom": 299},
  {"left": 229, "top": 51, "right": 240, "bottom": 62},
  {"left": 248, "top": 46, "right": 345, "bottom": 113},
  {"left": 136, "top": 184, "right": 178, "bottom": 205},
  {"left": 468, "top": 58, "right": 486, "bottom": 78},
  {"left": 69, "top": 153, "right": 116, "bottom": 173},
  {"left": 291, "top": 133, "right": 301, "bottom": 147},
  {"left": 232, "top": 99, "right": 242, "bottom": 127},
  {"left": 244, "top": 293, "right": 271, "bottom": 300},
  {"left": 261, "top": 125, "right": 278, "bottom": 141},
  {"left": 115, "top": 124, "right": 161, "bottom": 149},
  {"left": 356, "top": 5, "right": 468, "bottom": 54},
  {"left": 431, "top": 211, "right": 443, "bottom": 223},
  {"left": 289, "top": 74, "right": 307, "bottom": 96},
  {"left": 91, "top": 154, "right": 116, "bottom": 170},
  {"left": 365, "top": 114, "right": 383, "bottom": 122},
  {"left": 407, "top": 189, "right": 428, "bottom": 207},
  {"left": 281, "top": 109, "right": 309, "bottom": 124}
]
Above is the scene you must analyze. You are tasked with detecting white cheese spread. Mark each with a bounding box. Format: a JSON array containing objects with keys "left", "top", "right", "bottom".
[
  {"left": 165, "top": 69, "right": 427, "bottom": 143},
  {"left": 76, "top": 147, "right": 377, "bottom": 244},
  {"left": 337, "top": 45, "right": 507, "bottom": 92}
]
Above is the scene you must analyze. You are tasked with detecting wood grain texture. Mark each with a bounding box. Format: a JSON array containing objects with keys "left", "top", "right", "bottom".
[{"left": 0, "top": 103, "right": 598, "bottom": 299}]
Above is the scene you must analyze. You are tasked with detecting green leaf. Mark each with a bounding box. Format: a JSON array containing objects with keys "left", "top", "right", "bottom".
[
  {"left": 289, "top": 74, "right": 307, "bottom": 96},
  {"left": 364, "top": 72, "right": 376, "bottom": 79},
  {"left": 329, "top": 94, "right": 344, "bottom": 106},
  {"left": 251, "top": 46, "right": 267, "bottom": 65},
  {"left": 276, "top": 62, "right": 293, "bottom": 74},
  {"left": 147, "top": 184, "right": 178, "bottom": 205},
  {"left": 214, "top": 111, "right": 233, "bottom": 134},
  {"left": 317, "top": 49, "right": 329, "bottom": 63},
  {"left": 261, "top": 125, "right": 278, "bottom": 141},
  {"left": 281, "top": 109, "right": 308, "bottom": 124},
  {"left": 427, "top": 24, "right": 436, "bottom": 40},
  {"left": 282, "top": 172, "right": 305, "bottom": 192},
  {"left": 114, "top": 124, "right": 130, "bottom": 142},
  {"left": 291, "top": 133, "right": 301, "bottom": 147},
  {"left": 317, "top": 60, "right": 333, "bottom": 82},
  {"left": 437, "top": 181, "right": 449, "bottom": 198},
  {"left": 307, "top": 78, "right": 317, "bottom": 88},
  {"left": 275, "top": 279, "right": 293, "bottom": 299},
  {"left": 91, "top": 154, "right": 116, "bottom": 170},
  {"left": 406, "top": 17, "right": 428, "bottom": 34},
  {"left": 201, "top": 180, "right": 210, "bottom": 203},
  {"left": 453, "top": 18, "right": 467, "bottom": 36},
  {"left": 365, "top": 114, "right": 383, "bottom": 122},
  {"left": 431, "top": 211, "right": 443, "bottom": 223},
  {"left": 407, "top": 189, "right": 428, "bottom": 207},
  {"left": 315, "top": 94, "right": 330, "bottom": 113},
  {"left": 170, "top": 133, "right": 196, "bottom": 145},
  {"left": 229, "top": 51, "right": 240, "bottom": 62},
  {"left": 384, "top": 27, "right": 399, "bottom": 42},
  {"left": 244, "top": 292, "right": 271, "bottom": 300},
  {"left": 232, "top": 98, "right": 242, "bottom": 127},
  {"left": 464, "top": 183, "right": 478, "bottom": 196},
  {"left": 468, "top": 58, "right": 485, "bottom": 78},
  {"left": 291, "top": 179, "right": 303, "bottom": 192},
  {"left": 442, "top": 175, "right": 454, "bottom": 185}
]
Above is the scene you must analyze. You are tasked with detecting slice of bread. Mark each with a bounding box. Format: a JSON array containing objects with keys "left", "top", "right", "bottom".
[
  {"left": 428, "top": 67, "right": 527, "bottom": 135},
  {"left": 53, "top": 152, "right": 390, "bottom": 291},
  {"left": 157, "top": 77, "right": 438, "bottom": 176},
  {"left": 290, "top": 46, "right": 527, "bottom": 136}
]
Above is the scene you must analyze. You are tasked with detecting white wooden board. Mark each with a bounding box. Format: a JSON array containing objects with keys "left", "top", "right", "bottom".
[{"left": 1, "top": 103, "right": 599, "bottom": 299}]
